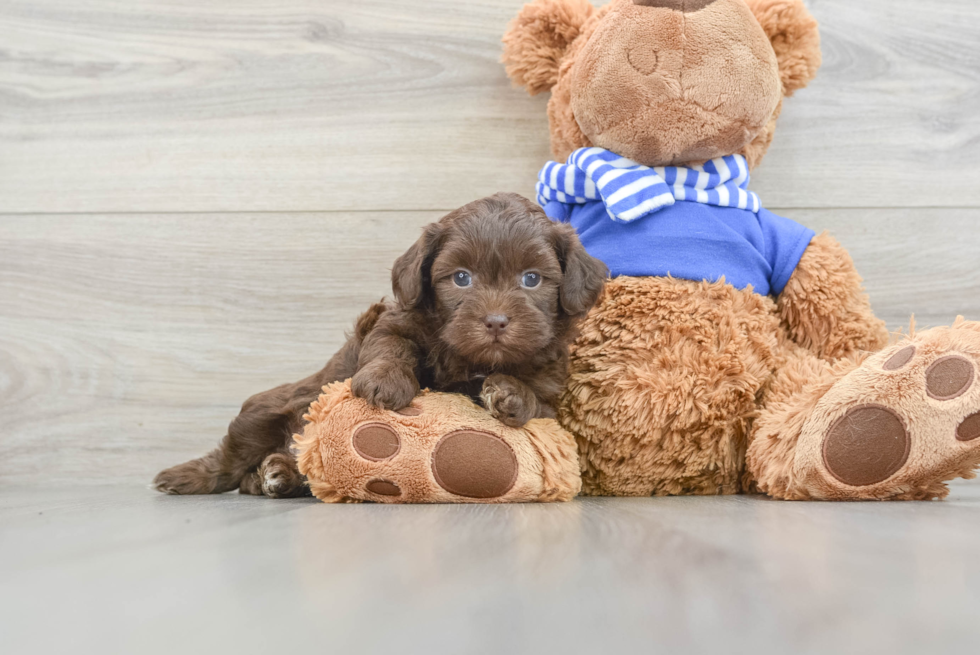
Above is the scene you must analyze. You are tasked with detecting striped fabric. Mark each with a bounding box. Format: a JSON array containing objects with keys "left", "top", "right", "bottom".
[{"left": 536, "top": 147, "right": 761, "bottom": 223}]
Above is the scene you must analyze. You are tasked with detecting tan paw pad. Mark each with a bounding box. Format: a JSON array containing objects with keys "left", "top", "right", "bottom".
[
  {"left": 957, "top": 412, "right": 980, "bottom": 442},
  {"left": 431, "top": 430, "right": 518, "bottom": 499},
  {"left": 365, "top": 479, "right": 402, "bottom": 497},
  {"left": 822, "top": 405, "right": 911, "bottom": 487},
  {"left": 882, "top": 346, "right": 916, "bottom": 371},
  {"left": 925, "top": 356, "right": 975, "bottom": 401},
  {"left": 352, "top": 423, "right": 401, "bottom": 461}
]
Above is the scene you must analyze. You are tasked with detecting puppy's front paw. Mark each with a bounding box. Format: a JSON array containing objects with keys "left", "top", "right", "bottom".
[
  {"left": 481, "top": 374, "right": 536, "bottom": 427},
  {"left": 351, "top": 364, "right": 419, "bottom": 410}
]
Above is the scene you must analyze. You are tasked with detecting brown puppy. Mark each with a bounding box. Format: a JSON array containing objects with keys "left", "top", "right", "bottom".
[{"left": 153, "top": 193, "right": 607, "bottom": 498}]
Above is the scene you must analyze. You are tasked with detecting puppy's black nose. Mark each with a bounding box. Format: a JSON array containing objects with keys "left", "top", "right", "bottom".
[{"left": 484, "top": 314, "right": 509, "bottom": 338}]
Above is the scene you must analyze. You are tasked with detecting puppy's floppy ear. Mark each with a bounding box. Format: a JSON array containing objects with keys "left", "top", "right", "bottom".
[
  {"left": 745, "top": 0, "right": 821, "bottom": 96},
  {"left": 551, "top": 221, "right": 607, "bottom": 317},
  {"left": 502, "top": 0, "right": 595, "bottom": 95},
  {"left": 391, "top": 222, "right": 444, "bottom": 309}
]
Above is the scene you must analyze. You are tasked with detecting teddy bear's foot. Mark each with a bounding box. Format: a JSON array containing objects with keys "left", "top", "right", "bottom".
[
  {"left": 789, "top": 318, "right": 980, "bottom": 500},
  {"left": 294, "top": 382, "right": 581, "bottom": 503},
  {"left": 353, "top": 423, "right": 522, "bottom": 501}
]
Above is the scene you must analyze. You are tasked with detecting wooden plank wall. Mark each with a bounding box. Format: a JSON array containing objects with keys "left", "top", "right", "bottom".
[{"left": 1, "top": 0, "right": 978, "bottom": 485}]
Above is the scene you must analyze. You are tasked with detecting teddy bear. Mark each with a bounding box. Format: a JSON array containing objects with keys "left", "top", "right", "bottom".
[{"left": 502, "top": 0, "right": 980, "bottom": 500}]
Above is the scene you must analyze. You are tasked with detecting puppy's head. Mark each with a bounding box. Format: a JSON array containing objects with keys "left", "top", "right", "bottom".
[{"left": 392, "top": 192, "right": 607, "bottom": 367}]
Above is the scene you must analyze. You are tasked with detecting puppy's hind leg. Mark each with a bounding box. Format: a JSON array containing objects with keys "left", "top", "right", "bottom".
[
  {"left": 154, "top": 430, "right": 262, "bottom": 495},
  {"left": 155, "top": 301, "right": 386, "bottom": 496},
  {"left": 154, "top": 449, "right": 225, "bottom": 495},
  {"left": 239, "top": 469, "right": 264, "bottom": 495},
  {"left": 154, "top": 388, "right": 299, "bottom": 495}
]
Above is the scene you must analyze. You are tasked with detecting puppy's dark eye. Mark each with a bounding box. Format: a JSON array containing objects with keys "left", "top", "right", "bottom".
[
  {"left": 521, "top": 272, "right": 541, "bottom": 288},
  {"left": 452, "top": 271, "right": 472, "bottom": 288}
]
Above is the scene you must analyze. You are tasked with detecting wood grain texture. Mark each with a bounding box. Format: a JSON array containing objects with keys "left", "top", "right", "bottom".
[
  {"left": 1, "top": 209, "right": 977, "bottom": 484},
  {"left": 0, "top": 211, "right": 438, "bottom": 484},
  {"left": 1, "top": 0, "right": 979, "bottom": 213}
]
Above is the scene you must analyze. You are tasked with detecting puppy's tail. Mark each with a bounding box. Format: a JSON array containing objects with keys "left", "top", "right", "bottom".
[{"left": 353, "top": 301, "right": 389, "bottom": 341}]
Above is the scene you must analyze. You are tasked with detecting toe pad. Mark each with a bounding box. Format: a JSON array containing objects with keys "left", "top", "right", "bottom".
[
  {"left": 431, "top": 431, "right": 518, "bottom": 499},
  {"left": 926, "top": 356, "right": 975, "bottom": 400},
  {"left": 823, "top": 405, "right": 911, "bottom": 487},
  {"left": 366, "top": 479, "right": 402, "bottom": 496},
  {"left": 883, "top": 346, "right": 916, "bottom": 371},
  {"left": 958, "top": 412, "right": 980, "bottom": 442},
  {"left": 353, "top": 423, "right": 401, "bottom": 461}
]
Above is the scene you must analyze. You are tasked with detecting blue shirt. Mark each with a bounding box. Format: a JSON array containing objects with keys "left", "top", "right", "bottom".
[{"left": 543, "top": 199, "right": 814, "bottom": 297}]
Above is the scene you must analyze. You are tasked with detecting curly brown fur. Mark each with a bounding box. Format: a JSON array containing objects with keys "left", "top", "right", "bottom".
[
  {"left": 154, "top": 193, "right": 606, "bottom": 496},
  {"left": 561, "top": 276, "right": 781, "bottom": 497},
  {"left": 743, "top": 333, "right": 860, "bottom": 498},
  {"left": 565, "top": 277, "right": 980, "bottom": 501},
  {"left": 778, "top": 232, "right": 889, "bottom": 361},
  {"left": 353, "top": 192, "right": 606, "bottom": 425}
]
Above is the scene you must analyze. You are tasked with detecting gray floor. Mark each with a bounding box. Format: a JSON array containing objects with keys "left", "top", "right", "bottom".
[{"left": 3, "top": 483, "right": 980, "bottom": 654}]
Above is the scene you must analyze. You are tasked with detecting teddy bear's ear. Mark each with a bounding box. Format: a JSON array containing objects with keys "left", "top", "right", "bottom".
[
  {"left": 745, "top": 0, "right": 822, "bottom": 96},
  {"left": 502, "top": 0, "right": 596, "bottom": 95}
]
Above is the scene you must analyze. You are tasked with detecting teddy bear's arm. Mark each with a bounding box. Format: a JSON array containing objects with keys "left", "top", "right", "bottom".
[{"left": 777, "top": 232, "right": 889, "bottom": 360}]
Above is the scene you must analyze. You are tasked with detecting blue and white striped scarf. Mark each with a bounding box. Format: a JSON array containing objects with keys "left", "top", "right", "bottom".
[{"left": 537, "top": 147, "right": 761, "bottom": 223}]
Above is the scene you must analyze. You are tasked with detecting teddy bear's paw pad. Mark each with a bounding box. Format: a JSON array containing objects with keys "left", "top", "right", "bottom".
[
  {"left": 958, "top": 412, "right": 980, "bottom": 442},
  {"left": 882, "top": 346, "right": 916, "bottom": 371},
  {"left": 352, "top": 423, "right": 401, "bottom": 461},
  {"left": 822, "top": 405, "right": 911, "bottom": 487},
  {"left": 365, "top": 479, "right": 402, "bottom": 497},
  {"left": 805, "top": 335, "right": 980, "bottom": 496},
  {"left": 925, "top": 356, "right": 975, "bottom": 400},
  {"left": 431, "top": 430, "right": 518, "bottom": 499}
]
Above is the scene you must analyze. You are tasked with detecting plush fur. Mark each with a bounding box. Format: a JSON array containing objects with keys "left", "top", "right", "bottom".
[
  {"left": 502, "top": 0, "right": 596, "bottom": 95},
  {"left": 503, "top": 0, "right": 817, "bottom": 167},
  {"left": 777, "top": 232, "right": 889, "bottom": 360},
  {"left": 561, "top": 275, "right": 780, "bottom": 496},
  {"left": 750, "top": 319, "right": 980, "bottom": 501},
  {"left": 504, "top": 0, "right": 980, "bottom": 500}
]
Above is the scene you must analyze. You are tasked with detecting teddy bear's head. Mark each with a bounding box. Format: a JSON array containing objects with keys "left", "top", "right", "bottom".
[{"left": 503, "top": 0, "right": 821, "bottom": 169}]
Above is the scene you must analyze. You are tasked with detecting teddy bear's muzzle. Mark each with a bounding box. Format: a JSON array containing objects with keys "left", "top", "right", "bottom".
[
  {"left": 565, "top": 0, "right": 782, "bottom": 167},
  {"left": 633, "top": 0, "right": 718, "bottom": 12}
]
